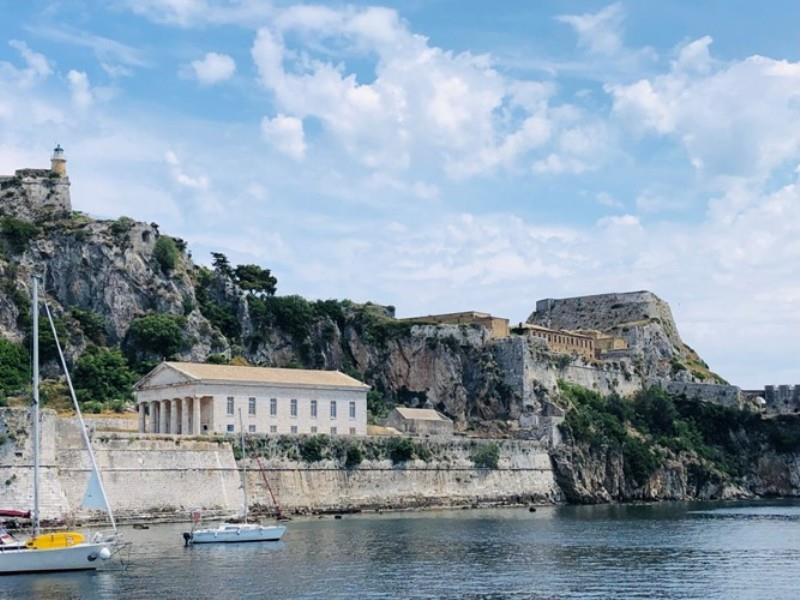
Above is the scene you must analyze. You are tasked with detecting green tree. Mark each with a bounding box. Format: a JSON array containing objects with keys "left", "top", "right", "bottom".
[
  {"left": 74, "top": 347, "right": 136, "bottom": 405},
  {"left": 124, "top": 314, "right": 185, "bottom": 363},
  {"left": 0, "top": 217, "right": 39, "bottom": 254},
  {"left": 234, "top": 264, "right": 277, "bottom": 296},
  {"left": 153, "top": 236, "right": 180, "bottom": 273},
  {"left": 211, "top": 252, "right": 233, "bottom": 278},
  {"left": 0, "top": 338, "right": 29, "bottom": 394}
]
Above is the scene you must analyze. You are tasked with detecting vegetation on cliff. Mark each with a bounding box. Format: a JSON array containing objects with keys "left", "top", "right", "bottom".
[{"left": 556, "top": 382, "right": 800, "bottom": 501}]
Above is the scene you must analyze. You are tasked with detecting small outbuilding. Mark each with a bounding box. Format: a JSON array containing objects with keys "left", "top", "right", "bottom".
[{"left": 384, "top": 407, "right": 454, "bottom": 436}]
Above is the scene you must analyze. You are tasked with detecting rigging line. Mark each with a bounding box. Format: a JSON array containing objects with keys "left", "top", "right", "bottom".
[{"left": 42, "top": 300, "right": 117, "bottom": 532}]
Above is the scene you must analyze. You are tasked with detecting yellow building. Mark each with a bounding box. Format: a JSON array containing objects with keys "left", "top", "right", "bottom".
[
  {"left": 516, "top": 324, "right": 595, "bottom": 360},
  {"left": 400, "top": 311, "right": 510, "bottom": 339},
  {"left": 576, "top": 330, "right": 628, "bottom": 356}
]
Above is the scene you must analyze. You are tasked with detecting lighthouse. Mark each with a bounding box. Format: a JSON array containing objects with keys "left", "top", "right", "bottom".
[{"left": 51, "top": 144, "right": 67, "bottom": 177}]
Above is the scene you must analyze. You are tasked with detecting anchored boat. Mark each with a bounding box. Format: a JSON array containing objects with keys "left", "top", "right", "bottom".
[
  {"left": 184, "top": 409, "right": 286, "bottom": 545},
  {"left": 0, "top": 276, "right": 124, "bottom": 574}
]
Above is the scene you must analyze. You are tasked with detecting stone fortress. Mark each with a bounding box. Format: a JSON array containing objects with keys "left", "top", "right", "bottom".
[{"left": 0, "top": 145, "right": 72, "bottom": 221}]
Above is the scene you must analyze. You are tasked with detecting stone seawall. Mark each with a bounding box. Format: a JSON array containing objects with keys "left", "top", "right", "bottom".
[
  {"left": 241, "top": 437, "right": 558, "bottom": 514},
  {"left": 0, "top": 409, "right": 558, "bottom": 522}
]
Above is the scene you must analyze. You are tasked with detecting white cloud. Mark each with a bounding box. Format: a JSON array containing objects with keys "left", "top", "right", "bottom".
[
  {"left": 249, "top": 7, "right": 601, "bottom": 178},
  {"left": 260, "top": 114, "right": 306, "bottom": 160},
  {"left": 67, "top": 70, "right": 93, "bottom": 109},
  {"left": 556, "top": 2, "right": 625, "bottom": 56},
  {"left": 5, "top": 40, "right": 51, "bottom": 86},
  {"left": 27, "top": 24, "right": 149, "bottom": 69},
  {"left": 189, "top": 52, "right": 236, "bottom": 85},
  {"left": 165, "top": 150, "right": 210, "bottom": 190},
  {"left": 122, "top": 0, "right": 272, "bottom": 27},
  {"left": 608, "top": 38, "right": 800, "bottom": 177},
  {"left": 596, "top": 192, "right": 623, "bottom": 208}
]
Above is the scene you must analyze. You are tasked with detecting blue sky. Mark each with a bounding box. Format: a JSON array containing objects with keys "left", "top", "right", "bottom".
[{"left": 1, "top": 1, "right": 799, "bottom": 388}]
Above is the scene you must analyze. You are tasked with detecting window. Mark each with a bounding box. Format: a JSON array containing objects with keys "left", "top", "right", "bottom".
[
  {"left": 290, "top": 399, "right": 298, "bottom": 417},
  {"left": 248, "top": 397, "right": 256, "bottom": 415},
  {"left": 330, "top": 401, "right": 337, "bottom": 419},
  {"left": 270, "top": 425, "right": 277, "bottom": 433},
  {"left": 311, "top": 426, "right": 317, "bottom": 434},
  {"left": 330, "top": 426, "right": 337, "bottom": 435},
  {"left": 226, "top": 397, "right": 234, "bottom": 416},
  {"left": 226, "top": 424, "right": 234, "bottom": 432},
  {"left": 310, "top": 400, "right": 317, "bottom": 418},
  {"left": 349, "top": 427, "right": 356, "bottom": 435},
  {"left": 290, "top": 425, "right": 298, "bottom": 434},
  {"left": 270, "top": 398, "right": 277, "bottom": 416},
  {"left": 248, "top": 425, "right": 256, "bottom": 433},
  {"left": 349, "top": 401, "right": 356, "bottom": 419}
]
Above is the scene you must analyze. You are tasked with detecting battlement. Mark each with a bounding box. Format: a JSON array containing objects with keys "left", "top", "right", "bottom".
[{"left": 0, "top": 166, "right": 71, "bottom": 221}]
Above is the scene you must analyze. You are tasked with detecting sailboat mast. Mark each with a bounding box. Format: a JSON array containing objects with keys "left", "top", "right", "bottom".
[
  {"left": 238, "top": 408, "right": 247, "bottom": 524},
  {"left": 31, "top": 276, "right": 40, "bottom": 535}
]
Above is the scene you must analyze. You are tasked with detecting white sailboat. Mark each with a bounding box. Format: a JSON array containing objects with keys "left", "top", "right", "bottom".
[
  {"left": 184, "top": 409, "right": 286, "bottom": 545},
  {"left": 0, "top": 276, "right": 121, "bottom": 574}
]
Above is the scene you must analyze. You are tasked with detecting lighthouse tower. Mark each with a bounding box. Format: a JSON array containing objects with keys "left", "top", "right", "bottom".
[{"left": 51, "top": 144, "right": 67, "bottom": 177}]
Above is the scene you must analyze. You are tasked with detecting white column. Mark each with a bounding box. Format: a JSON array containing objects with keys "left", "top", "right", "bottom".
[
  {"left": 159, "top": 400, "right": 168, "bottom": 434},
  {"left": 150, "top": 401, "right": 159, "bottom": 433},
  {"left": 193, "top": 396, "right": 202, "bottom": 435},
  {"left": 170, "top": 399, "right": 178, "bottom": 435},
  {"left": 181, "top": 398, "right": 190, "bottom": 435},
  {"left": 138, "top": 403, "right": 146, "bottom": 433}
]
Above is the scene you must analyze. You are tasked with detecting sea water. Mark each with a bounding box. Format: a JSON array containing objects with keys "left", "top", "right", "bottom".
[{"left": 1, "top": 500, "right": 799, "bottom": 599}]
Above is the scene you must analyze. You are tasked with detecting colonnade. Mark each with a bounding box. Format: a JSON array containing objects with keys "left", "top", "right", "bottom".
[{"left": 137, "top": 396, "right": 206, "bottom": 435}]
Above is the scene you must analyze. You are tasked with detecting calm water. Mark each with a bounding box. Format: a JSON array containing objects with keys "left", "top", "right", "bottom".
[{"left": 1, "top": 501, "right": 799, "bottom": 599}]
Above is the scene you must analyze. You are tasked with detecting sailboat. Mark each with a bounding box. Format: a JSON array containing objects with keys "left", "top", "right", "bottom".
[
  {"left": 183, "top": 409, "right": 286, "bottom": 545},
  {"left": 0, "top": 276, "right": 121, "bottom": 573}
]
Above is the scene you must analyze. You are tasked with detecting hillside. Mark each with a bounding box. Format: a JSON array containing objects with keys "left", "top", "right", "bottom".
[{"left": 0, "top": 166, "right": 722, "bottom": 432}]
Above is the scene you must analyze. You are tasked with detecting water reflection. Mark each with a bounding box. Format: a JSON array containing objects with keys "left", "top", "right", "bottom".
[{"left": 0, "top": 500, "right": 798, "bottom": 599}]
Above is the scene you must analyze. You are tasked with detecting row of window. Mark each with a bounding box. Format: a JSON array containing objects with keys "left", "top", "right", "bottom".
[
  {"left": 226, "top": 397, "right": 357, "bottom": 419},
  {"left": 226, "top": 424, "right": 357, "bottom": 435},
  {"left": 532, "top": 331, "right": 593, "bottom": 349}
]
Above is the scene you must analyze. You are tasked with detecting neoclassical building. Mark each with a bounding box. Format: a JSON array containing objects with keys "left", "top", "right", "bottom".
[{"left": 134, "top": 362, "right": 369, "bottom": 436}]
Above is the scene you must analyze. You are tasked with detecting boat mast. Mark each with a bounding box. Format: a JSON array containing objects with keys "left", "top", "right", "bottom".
[
  {"left": 31, "top": 276, "right": 40, "bottom": 536},
  {"left": 43, "top": 301, "right": 117, "bottom": 532},
  {"left": 238, "top": 408, "right": 247, "bottom": 524}
]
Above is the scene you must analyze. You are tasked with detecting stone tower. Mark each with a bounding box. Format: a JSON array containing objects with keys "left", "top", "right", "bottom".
[{"left": 50, "top": 144, "right": 67, "bottom": 176}]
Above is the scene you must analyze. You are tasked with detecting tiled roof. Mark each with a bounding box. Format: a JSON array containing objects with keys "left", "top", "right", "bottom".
[
  {"left": 161, "top": 361, "right": 369, "bottom": 390},
  {"left": 393, "top": 407, "right": 451, "bottom": 422}
]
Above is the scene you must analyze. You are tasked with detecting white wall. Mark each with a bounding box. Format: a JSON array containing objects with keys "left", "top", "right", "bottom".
[{"left": 209, "top": 384, "right": 367, "bottom": 436}]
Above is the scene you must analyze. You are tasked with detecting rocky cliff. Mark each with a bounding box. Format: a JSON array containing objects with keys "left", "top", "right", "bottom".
[
  {"left": 530, "top": 291, "right": 724, "bottom": 383},
  {"left": 0, "top": 166, "right": 727, "bottom": 434}
]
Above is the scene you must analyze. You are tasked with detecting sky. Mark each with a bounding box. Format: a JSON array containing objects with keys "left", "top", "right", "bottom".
[{"left": 1, "top": 1, "right": 799, "bottom": 388}]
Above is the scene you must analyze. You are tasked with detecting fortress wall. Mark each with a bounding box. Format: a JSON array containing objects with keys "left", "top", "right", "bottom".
[
  {"left": 242, "top": 438, "right": 558, "bottom": 514},
  {"left": 652, "top": 380, "right": 743, "bottom": 408}
]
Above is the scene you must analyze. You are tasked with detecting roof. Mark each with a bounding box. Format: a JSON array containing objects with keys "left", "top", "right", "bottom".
[
  {"left": 392, "top": 407, "right": 452, "bottom": 422},
  {"left": 139, "top": 361, "right": 370, "bottom": 390}
]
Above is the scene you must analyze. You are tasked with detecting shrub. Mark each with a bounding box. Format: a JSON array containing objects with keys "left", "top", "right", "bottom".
[
  {"left": 74, "top": 347, "right": 135, "bottom": 405},
  {"left": 70, "top": 308, "right": 106, "bottom": 345},
  {"left": 248, "top": 295, "right": 313, "bottom": 342},
  {"left": 344, "top": 444, "right": 363, "bottom": 468},
  {"left": 194, "top": 268, "right": 242, "bottom": 341},
  {"left": 471, "top": 442, "right": 500, "bottom": 469},
  {"left": 0, "top": 338, "right": 29, "bottom": 394},
  {"left": 1, "top": 217, "right": 39, "bottom": 253},
  {"left": 125, "top": 314, "right": 185, "bottom": 362},
  {"left": 109, "top": 216, "right": 135, "bottom": 237},
  {"left": 387, "top": 437, "right": 415, "bottom": 464},
  {"left": 299, "top": 435, "right": 328, "bottom": 462},
  {"left": 82, "top": 401, "right": 104, "bottom": 414},
  {"left": 154, "top": 236, "right": 180, "bottom": 273},
  {"left": 367, "top": 389, "right": 391, "bottom": 422}
]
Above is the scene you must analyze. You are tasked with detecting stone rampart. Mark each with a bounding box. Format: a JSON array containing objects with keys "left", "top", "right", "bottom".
[
  {"left": 241, "top": 437, "right": 558, "bottom": 514},
  {"left": 650, "top": 380, "right": 744, "bottom": 409}
]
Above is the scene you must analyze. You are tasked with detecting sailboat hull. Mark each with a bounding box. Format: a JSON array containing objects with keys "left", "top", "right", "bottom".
[
  {"left": 190, "top": 524, "right": 286, "bottom": 544},
  {"left": 0, "top": 542, "right": 111, "bottom": 574}
]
